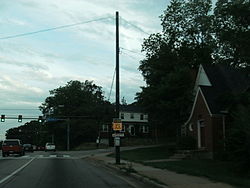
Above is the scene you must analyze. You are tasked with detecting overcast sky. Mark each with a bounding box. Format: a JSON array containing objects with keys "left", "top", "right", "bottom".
[{"left": 0, "top": 0, "right": 171, "bottom": 139}]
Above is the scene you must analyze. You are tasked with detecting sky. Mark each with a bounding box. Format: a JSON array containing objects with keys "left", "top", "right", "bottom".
[{"left": 0, "top": 0, "right": 171, "bottom": 139}]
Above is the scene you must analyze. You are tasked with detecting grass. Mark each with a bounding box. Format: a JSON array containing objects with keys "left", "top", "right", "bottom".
[
  {"left": 109, "top": 145, "right": 175, "bottom": 162},
  {"left": 146, "top": 160, "right": 250, "bottom": 187},
  {"left": 111, "top": 146, "right": 250, "bottom": 187}
]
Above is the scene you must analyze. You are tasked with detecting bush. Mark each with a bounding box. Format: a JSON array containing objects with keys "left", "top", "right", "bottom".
[
  {"left": 177, "top": 136, "right": 196, "bottom": 150},
  {"left": 225, "top": 105, "right": 250, "bottom": 174}
]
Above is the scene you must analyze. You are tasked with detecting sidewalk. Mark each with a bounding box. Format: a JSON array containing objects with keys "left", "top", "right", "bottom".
[{"left": 88, "top": 152, "right": 235, "bottom": 188}]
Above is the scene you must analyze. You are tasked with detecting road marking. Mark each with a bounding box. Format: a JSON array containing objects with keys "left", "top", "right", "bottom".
[
  {"left": 49, "top": 155, "right": 57, "bottom": 158},
  {"left": 0, "top": 158, "right": 35, "bottom": 184},
  {"left": 0, "top": 154, "right": 72, "bottom": 159}
]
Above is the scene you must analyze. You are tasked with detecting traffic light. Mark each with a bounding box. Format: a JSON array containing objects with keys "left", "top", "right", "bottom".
[
  {"left": 38, "top": 116, "right": 43, "bottom": 123},
  {"left": 18, "top": 115, "right": 22, "bottom": 122},
  {"left": 1, "top": 115, "right": 5, "bottom": 122}
]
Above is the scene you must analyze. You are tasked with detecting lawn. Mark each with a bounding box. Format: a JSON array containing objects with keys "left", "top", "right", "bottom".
[
  {"left": 109, "top": 145, "right": 175, "bottom": 162},
  {"left": 115, "top": 146, "right": 250, "bottom": 187},
  {"left": 146, "top": 160, "right": 250, "bottom": 188}
]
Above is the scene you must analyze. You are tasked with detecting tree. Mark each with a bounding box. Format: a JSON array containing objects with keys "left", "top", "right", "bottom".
[
  {"left": 214, "top": 0, "right": 250, "bottom": 67},
  {"left": 6, "top": 121, "right": 48, "bottom": 146},
  {"left": 225, "top": 104, "right": 250, "bottom": 173},
  {"left": 40, "top": 80, "right": 114, "bottom": 149},
  {"left": 137, "top": 0, "right": 214, "bottom": 139}
]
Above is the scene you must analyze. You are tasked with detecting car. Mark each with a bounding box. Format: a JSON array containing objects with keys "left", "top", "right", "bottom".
[
  {"left": 23, "top": 144, "right": 33, "bottom": 152},
  {"left": 2, "top": 139, "right": 25, "bottom": 157},
  {"left": 37, "top": 146, "right": 45, "bottom": 151},
  {"left": 45, "top": 143, "right": 56, "bottom": 152}
]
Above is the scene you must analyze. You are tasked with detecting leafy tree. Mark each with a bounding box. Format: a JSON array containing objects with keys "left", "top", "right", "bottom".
[
  {"left": 214, "top": 0, "right": 250, "bottom": 67},
  {"left": 225, "top": 104, "right": 250, "bottom": 173},
  {"left": 5, "top": 121, "right": 48, "bottom": 146},
  {"left": 40, "top": 80, "right": 114, "bottom": 149},
  {"left": 137, "top": 0, "right": 214, "bottom": 139}
]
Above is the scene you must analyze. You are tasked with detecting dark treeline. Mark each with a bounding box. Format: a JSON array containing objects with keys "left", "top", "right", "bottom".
[{"left": 136, "top": 0, "right": 250, "bottom": 172}]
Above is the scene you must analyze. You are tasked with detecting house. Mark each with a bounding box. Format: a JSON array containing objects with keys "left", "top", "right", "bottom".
[
  {"left": 119, "top": 104, "right": 149, "bottom": 137},
  {"left": 99, "top": 104, "right": 149, "bottom": 145},
  {"left": 183, "top": 64, "right": 250, "bottom": 158}
]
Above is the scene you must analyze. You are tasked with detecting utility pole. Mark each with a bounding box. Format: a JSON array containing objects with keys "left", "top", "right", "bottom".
[
  {"left": 116, "top": 11, "right": 120, "bottom": 118},
  {"left": 115, "top": 11, "right": 120, "bottom": 165}
]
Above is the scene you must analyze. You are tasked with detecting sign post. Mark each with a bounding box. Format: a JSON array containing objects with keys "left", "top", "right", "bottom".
[{"left": 113, "top": 118, "right": 122, "bottom": 164}]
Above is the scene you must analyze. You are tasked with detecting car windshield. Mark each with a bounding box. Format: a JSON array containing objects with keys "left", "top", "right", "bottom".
[
  {"left": 46, "top": 143, "right": 54, "bottom": 146},
  {"left": 23, "top": 144, "right": 31, "bottom": 147},
  {"left": 3, "top": 141, "right": 19, "bottom": 146}
]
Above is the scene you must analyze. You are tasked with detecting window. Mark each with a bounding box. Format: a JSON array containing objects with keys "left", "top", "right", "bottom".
[
  {"left": 140, "top": 126, "right": 149, "bottom": 133},
  {"left": 130, "top": 113, "right": 134, "bottom": 119},
  {"left": 121, "top": 125, "right": 125, "bottom": 132},
  {"left": 143, "top": 126, "right": 149, "bottom": 133},
  {"left": 140, "top": 114, "right": 144, "bottom": 120},
  {"left": 139, "top": 126, "right": 143, "bottom": 133},
  {"left": 144, "top": 115, "right": 148, "bottom": 120},
  {"left": 102, "top": 125, "right": 109, "bottom": 132},
  {"left": 129, "top": 125, "right": 135, "bottom": 136},
  {"left": 121, "top": 113, "right": 124, "bottom": 119},
  {"left": 199, "top": 120, "right": 205, "bottom": 127}
]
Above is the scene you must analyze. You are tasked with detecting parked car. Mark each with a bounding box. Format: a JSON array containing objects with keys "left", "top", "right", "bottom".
[
  {"left": 23, "top": 144, "right": 33, "bottom": 152},
  {"left": 45, "top": 143, "right": 56, "bottom": 152},
  {"left": 2, "top": 139, "right": 25, "bottom": 157},
  {"left": 37, "top": 146, "right": 45, "bottom": 151}
]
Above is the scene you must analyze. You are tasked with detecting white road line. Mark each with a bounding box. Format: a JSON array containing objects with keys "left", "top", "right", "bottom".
[
  {"left": 63, "top": 155, "right": 70, "bottom": 158},
  {"left": 0, "top": 158, "right": 35, "bottom": 184},
  {"left": 49, "top": 155, "right": 57, "bottom": 158}
]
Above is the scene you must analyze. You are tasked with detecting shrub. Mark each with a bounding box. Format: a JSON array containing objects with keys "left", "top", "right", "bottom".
[{"left": 177, "top": 136, "right": 196, "bottom": 150}]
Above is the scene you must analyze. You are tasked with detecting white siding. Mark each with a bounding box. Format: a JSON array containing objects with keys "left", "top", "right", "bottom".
[{"left": 119, "top": 112, "right": 148, "bottom": 123}]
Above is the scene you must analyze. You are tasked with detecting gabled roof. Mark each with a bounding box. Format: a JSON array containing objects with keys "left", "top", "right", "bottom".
[
  {"left": 201, "top": 64, "right": 250, "bottom": 114},
  {"left": 186, "top": 64, "right": 250, "bottom": 124},
  {"left": 120, "top": 104, "right": 145, "bottom": 113}
]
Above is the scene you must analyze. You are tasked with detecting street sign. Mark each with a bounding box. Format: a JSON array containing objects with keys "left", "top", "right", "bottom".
[
  {"left": 112, "top": 122, "right": 122, "bottom": 131},
  {"left": 46, "top": 117, "right": 64, "bottom": 122},
  {"left": 112, "top": 133, "right": 124, "bottom": 137}
]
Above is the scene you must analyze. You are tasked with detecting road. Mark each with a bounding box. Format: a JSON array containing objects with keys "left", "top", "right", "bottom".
[{"left": 0, "top": 150, "right": 150, "bottom": 188}]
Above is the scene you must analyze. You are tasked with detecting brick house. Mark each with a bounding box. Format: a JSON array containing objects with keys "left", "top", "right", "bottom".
[{"left": 183, "top": 64, "right": 250, "bottom": 158}]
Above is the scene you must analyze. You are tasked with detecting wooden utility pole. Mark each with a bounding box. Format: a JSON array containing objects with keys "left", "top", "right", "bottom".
[
  {"left": 115, "top": 11, "right": 120, "bottom": 118},
  {"left": 115, "top": 11, "right": 120, "bottom": 165}
]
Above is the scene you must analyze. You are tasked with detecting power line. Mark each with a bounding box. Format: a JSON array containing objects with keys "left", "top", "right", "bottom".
[
  {"left": 120, "top": 17, "right": 151, "bottom": 35},
  {"left": 0, "top": 16, "right": 113, "bottom": 40},
  {"left": 120, "top": 47, "right": 144, "bottom": 57},
  {"left": 0, "top": 109, "right": 40, "bottom": 110},
  {"left": 108, "top": 67, "right": 116, "bottom": 101},
  {"left": 120, "top": 51, "right": 140, "bottom": 62}
]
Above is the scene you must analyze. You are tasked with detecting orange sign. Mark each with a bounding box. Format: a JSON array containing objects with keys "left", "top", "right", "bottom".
[{"left": 112, "top": 122, "right": 122, "bottom": 131}]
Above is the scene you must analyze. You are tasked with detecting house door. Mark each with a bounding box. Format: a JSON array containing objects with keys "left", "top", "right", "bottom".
[{"left": 197, "top": 120, "right": 205, "bottom": 148}]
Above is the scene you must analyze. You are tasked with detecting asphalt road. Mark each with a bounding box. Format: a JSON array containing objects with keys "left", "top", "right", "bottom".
[{"left": 0, "top": 151, "right": 150, "bottom": 188}]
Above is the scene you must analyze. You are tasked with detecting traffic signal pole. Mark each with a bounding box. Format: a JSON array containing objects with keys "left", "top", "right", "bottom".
[{"left": 115, "top": 11, "right": 120, "bottom": 165}]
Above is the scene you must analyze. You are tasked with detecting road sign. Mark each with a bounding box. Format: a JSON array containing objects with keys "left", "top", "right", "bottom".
[
  {"left": 46, "top": 117, "right": 64, "bottom": 122},
  {"left": 112, "top": 133, "right": 124, "bottom": 137},
  {"left": 112, "top": 122, "right": 122, "bottom": 131}
]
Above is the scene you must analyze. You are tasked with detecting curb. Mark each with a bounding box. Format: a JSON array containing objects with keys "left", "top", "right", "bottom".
[{"left": 87, "top": 157, "right": 168, "bottom": 188}]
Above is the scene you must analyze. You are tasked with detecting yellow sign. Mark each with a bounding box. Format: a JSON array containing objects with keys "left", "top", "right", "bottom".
[{"left": 112, "top": 122, "right": 122, "bottom": 131}]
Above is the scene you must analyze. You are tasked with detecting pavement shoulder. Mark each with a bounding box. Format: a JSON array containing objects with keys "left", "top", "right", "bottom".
[{"left": 85, "top": 154, "right": 168, "bottom": 188}]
